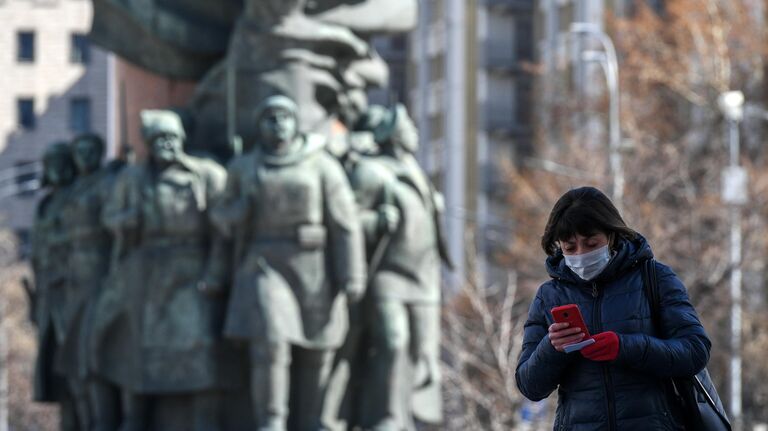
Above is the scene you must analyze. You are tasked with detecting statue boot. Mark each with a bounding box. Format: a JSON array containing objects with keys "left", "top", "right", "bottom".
[
  {"left": 192, "top": 392, "right": 223, "bottom": 431},
  {"left": 89, "top": 379, "right": 121, "bottom": 431},
  {"left": 118, "top": 393, "right": 147, "bottom": 431},
  {"left": 250, "top": 342, "right": 335, "bottom": 431},
  {"left": 68, "top": 378, "right": 91, "bottom": 431},
  {"left": 59, "top": 394, "right": 80, "bottom": 431},
  {"left": 361, "top": 300, "right": 410, "bottom": 430},
  {"left": 250, "top": 343, "right": 290, "bottom": 431},
  {"left": 290, "top": 349, "right": 334, "bottom": 431}
]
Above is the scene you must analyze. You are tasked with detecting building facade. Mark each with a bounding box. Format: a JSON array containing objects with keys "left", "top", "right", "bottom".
[
  {"left": 0, "top": 0, "right": 199, "bottom": 244},
  {"left": 0, "top": 0, "right": 115, "bottom": 237},
  {"left": 371, "top": 0, "right": 672, "bottom": 289}
]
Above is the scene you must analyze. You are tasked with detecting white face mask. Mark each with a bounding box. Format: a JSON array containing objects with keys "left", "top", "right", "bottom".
[{"left": 564, "top": 245, "right": 612, "bottom": 281}]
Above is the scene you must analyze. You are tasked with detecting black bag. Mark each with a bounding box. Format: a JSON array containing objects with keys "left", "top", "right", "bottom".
[{"left": 641, "top": 259, "right": 732, "bottom": 431}]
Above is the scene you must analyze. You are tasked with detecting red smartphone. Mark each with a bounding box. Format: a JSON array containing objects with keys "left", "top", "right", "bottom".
[{"left": 551, "top": 304, "right": 591, "bottom": 337}]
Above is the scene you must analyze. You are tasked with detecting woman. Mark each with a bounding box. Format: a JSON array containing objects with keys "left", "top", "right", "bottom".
[{"left": 515, "top": 187, "right": 711, "bottom": 430}]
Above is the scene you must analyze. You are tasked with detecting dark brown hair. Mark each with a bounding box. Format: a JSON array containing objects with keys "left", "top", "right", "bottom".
[{"left": 541, "top": 187, "right": 637, "bottom": 256}]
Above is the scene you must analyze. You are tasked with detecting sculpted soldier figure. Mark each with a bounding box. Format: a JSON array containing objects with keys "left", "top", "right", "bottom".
[
  {"left": 101, "top": 110, "right": 235, "bottom": 430},
  {"left": 55, "top": 134, "right": 122, "bottom": 431},
  {"left": 30, "top": 142, "right": 80, "bottom": 430},
  {"left": 347, "top": 104, "right": 450, "bottom": 430},
  {"left": 213, "top": 95, "right": 366, "bottom": 430}
]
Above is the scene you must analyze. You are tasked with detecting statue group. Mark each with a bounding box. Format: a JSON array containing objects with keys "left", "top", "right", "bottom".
[
  {"left": 30, "top": 97, "right": 449, "bottom": 430},
  {"left": 30, "top": 1, "right": 450, "bottom": 429}
]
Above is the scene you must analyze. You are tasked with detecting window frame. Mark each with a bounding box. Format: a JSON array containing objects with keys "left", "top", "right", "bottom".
[
  {"left": 17, "top": 31, "right": 36, "bottom": 63},
  {"left": 69, "top": 97, "right": 92, "bottom": 134},
  {"left": 70, "top": 33, "right": 91, "bottom": 64},
  {"left": 17, "top": 98, "right": 36, "bottom": 130}
]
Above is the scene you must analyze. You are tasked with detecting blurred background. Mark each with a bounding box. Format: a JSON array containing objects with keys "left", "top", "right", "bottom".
[{"left": 1, "top": 0, "right": 768, "bottom": 430}]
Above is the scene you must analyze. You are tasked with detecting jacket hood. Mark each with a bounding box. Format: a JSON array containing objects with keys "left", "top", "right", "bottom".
[{"left": 546, "top": 234, "right": 653, "bottom": 285}]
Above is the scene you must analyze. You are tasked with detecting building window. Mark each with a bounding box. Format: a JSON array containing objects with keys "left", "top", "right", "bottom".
[
  {"left": 71, "top": 33, "right": 90, "bottom": 64},
  {"left": 70, "top": 98, "right": 91, "bottom": 133},
  {"left": 18, "top": 98, "right": 35, "bottom": 130},
  {"left": 17, "top": 31, "right": 35, "bottom": 63},
  {"left": 515, "top": 17, "right": 534, "bottom": 62}
]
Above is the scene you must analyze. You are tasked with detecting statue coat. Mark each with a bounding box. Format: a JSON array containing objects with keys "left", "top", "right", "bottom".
[
  {"left": 215, "top": 136, "right": 366, "bottom": 349},
  {"left": 55, "top": 168, "right": 116, "bottom": 380},
  {"left": 96, "top": 155, "right": 241, "bottom": 393},
  {"left": 30, "top": 187, "right": 73, "bottom": 402}
]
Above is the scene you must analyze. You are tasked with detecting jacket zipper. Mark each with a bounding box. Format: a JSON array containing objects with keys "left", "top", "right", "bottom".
[{"left": 592, "top": 282, "right": 617, "bottom": 431}]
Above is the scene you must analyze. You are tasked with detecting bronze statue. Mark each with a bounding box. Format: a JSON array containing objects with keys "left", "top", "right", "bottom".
[
  {"left": 30, "top": 142, "right": 81, "bottom": 430},
  {"left": 100, "top": 110, "right": 239, "bottom": 430},
  {"left": 345, "top": 105, "right": 450, "bottom": 430},
  {"left": 212, "top": 95, "right": 366, "bottom": 430},
  {"left": 52, "top": 134, "right": 123, "bottom": 431}
]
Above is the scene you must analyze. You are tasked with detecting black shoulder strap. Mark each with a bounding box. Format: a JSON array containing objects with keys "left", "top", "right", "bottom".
[{"left": 641, "top": 258, "right": 662, "bottom": 336}]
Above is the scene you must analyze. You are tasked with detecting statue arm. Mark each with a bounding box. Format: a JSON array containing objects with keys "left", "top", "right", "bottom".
[
  {"left": 101, "top": 171, "right": 140, "bottom": 232},
  {"left": 359, "top": 209, "right": 380, "bottom": 246},
  {"left": 209, "top": 162, "right": 251, "bottom": 239},
  {"left": 323, "top": 157, "right": 367, "bottom": 300},
  {"left": 350, "top": 161, "right": 399, "bottom": 245},
  {"left": 101, "top": 170, "right": 142, "bottom": 259},
  {"left": 201, "top": 166, "right": 233, "bottom": 292}
]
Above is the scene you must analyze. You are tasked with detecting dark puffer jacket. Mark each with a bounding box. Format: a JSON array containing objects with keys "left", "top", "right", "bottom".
[{"left": 515, "top": 235, "right": 711, "bottom": 431}]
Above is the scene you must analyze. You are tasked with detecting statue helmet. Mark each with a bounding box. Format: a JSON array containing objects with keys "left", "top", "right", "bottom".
[
  {"left": 255, "top": 95, "right": 299, "bottom": 122},
  {"left": 140, "top": 110, "right": 186, "bottom": 142}
]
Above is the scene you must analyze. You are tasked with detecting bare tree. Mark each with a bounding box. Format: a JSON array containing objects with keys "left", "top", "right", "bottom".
[{"left": 441, "top": 2, "right": 768, "bottom": 429}]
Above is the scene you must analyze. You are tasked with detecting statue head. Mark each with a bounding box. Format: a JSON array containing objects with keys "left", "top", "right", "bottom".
[
  {"left": 141, "top": 110, "right": 186, "bottom": 164},
  {"left": 42, "top": 141, "right": 77, "bottom": 187},
  {"left": 256, "top": 95, "right": 300, "bottom": 152},
  {"left": 355, "top": 104, "right": 418, "bottom": 155},
  {"left": 71, "top": 133, "right": 105, "bottom": 175}
]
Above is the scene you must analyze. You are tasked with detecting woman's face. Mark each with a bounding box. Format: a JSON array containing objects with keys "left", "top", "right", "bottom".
[{"left": 558, "top": 232, "right": 610, "bottom": 256}]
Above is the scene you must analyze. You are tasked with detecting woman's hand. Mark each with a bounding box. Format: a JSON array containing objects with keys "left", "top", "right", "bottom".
[{"left": 549, "top": 322, "right": 585, "bottom": 352}]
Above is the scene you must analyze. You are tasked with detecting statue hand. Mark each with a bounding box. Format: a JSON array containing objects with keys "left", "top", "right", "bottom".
[
  {"left": 343, "top": 282, "right": 365, "bottom": 303},
  {"left": 377, "top": 204, "right": 400, "bottom": 234}
]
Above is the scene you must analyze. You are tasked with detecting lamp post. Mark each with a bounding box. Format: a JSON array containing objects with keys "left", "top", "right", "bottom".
[
  {"left": 570, "top": 23, "right": 624, "bottom": 212},
  {"left": 719, "top": 90, "right": 745, "bottom": 431}
]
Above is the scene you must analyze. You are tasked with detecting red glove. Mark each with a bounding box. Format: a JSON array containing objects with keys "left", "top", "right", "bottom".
[{"left": 581, "top": 331, "right": 619, "bottom": 362}]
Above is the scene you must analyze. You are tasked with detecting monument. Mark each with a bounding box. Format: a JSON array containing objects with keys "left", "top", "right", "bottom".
[
  {"left": 30, "top": 142, "right": 80, "bottom": 429},
  {"left": 99, "top": 110, "right": 243, "bottom": 430},
  {"left": 56, "top": 134, "right": 123, "bottom": 431},
  {"left": 27, "top": 1, "right": 451, "bottom": 430},
  {"left": 212, "top": 95, "right": 366, "bottom": 430},
  {"left": 344, "top": 105, "right": 450, "bottom": 430}
]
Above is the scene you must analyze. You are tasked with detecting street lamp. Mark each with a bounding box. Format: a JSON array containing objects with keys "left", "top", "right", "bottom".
[
  {"left": 570, "top": 23, "right": 624, "bottom": 212},
  {"left": 719, "top": 90, "right": 745, "bottom": 431}
]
